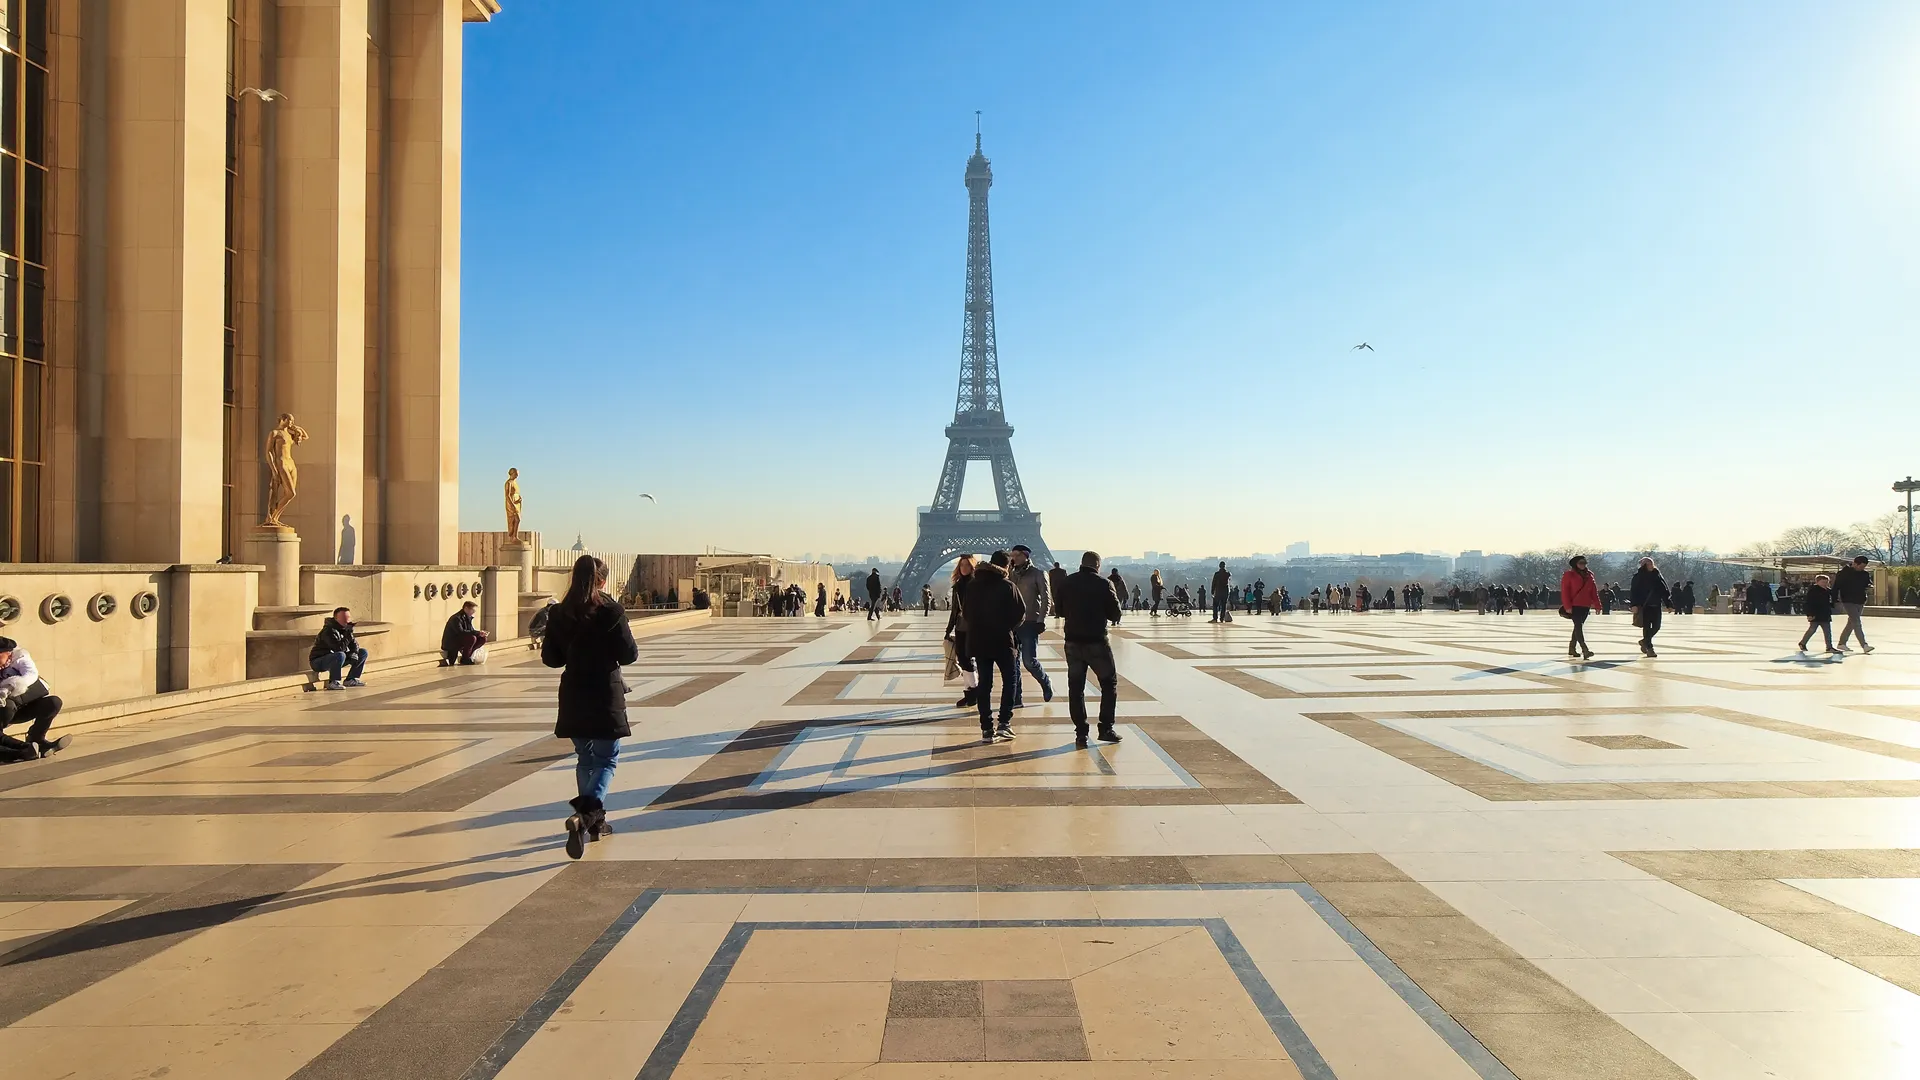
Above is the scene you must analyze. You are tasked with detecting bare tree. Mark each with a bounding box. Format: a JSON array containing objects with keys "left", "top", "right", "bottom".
[
  {"left": 1773, "top": 525, "right": 1847, "bottom": 556},
  {"left": 1845, "top": 512, "right": 1905, "bottom": 563}
]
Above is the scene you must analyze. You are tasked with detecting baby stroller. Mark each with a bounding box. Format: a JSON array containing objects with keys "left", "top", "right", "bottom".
[{"left": 1165, "top": 592, "right": 1194, "bottom": 617}]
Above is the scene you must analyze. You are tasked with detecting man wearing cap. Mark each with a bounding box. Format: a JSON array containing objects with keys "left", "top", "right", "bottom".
[
  {"left": 1055, "top": 552, "right": 1125, "bottom": 748},
  {"left": 1004, "top": 545, "right": 1054, "bottom": 707},
  {"left": 0, "top": 637, "right": 72, "bottom": 762}
]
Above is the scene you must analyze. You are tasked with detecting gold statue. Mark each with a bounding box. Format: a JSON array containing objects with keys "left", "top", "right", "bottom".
[
  {"left": 505, "top": 467, "right": 523, "bottom": 540},
  {"left": 261, "top": 413, "right": 310, "bottom": 529}
]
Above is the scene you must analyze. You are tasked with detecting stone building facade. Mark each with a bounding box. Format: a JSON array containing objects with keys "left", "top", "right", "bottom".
[{"left": 2, "top": 0, "right": 498, "bottom": 567}]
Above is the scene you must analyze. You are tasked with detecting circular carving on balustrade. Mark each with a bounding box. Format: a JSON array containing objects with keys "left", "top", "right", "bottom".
[
  {"left": 425, "top": 583, "right": 438, "bottom": 600},
  {"left": 0, "top": 596, "right": 20, "bottom": 626},
  {"left": 413, "top": 584, "right": 422, "bottom": 599},
  {"left": 472, "top": 581, "right": 484, "bottom": 598},
  {"left": 456, "top": 582, "right": 468, "bottom": 598},
  {"left": 442, "top": 581, "right": 454, "bottom": 602},
  {"left": 131, "top": 591, "right": 159, "bottom": 618},
  {"left": 40, "top": 594, "right": 73, "bottom": 624},
  {"left": 88, "top": 593, "right": 118, "bottom": 621}
]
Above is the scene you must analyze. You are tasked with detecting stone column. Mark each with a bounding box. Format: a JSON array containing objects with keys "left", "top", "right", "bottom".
[
  {"left": 98, "top": 0, "right": 228, "bottom": 563},
  {"left": 479, "top": 566, "right": 514, "bottom": 642},
  {"left": 382, "top": 0, "right": 463, "bottom": 565},
  {"left": 499, "top": 539, "right": 535, "bottom": 596},
  {"left": 272, "top": 0, "right": 369, "bottom": 565},
  {"left": 245, "top": 527, "right": 303, "bottom": 608}
]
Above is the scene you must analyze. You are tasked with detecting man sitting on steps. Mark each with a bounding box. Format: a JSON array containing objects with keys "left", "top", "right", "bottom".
[
  {"left": 309, "top": 607, "right": 368, "bottom": 690},
  {"left": 441, "top": 601, "right": 489, "bottom": 665}
]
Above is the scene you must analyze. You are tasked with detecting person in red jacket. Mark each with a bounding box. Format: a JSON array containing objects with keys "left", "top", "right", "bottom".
[{"left": 1559, "top": 555, "right": 1601, "bottom": 660}]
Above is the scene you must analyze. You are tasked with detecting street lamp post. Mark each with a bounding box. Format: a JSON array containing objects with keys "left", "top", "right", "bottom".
[{"left": 1896, "top": 477, "right": 1919, "bottom": 567}]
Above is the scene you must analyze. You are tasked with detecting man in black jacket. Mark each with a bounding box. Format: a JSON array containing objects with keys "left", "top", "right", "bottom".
[
  {"left": 963, "top": 557, "right": 1026, "bottom": 742},
  {"left": 440, "top": 601, "right": 488, "bottom": 665},
  {"left": 1056, "top": 551, "right": 1124, "bottom": 747},
  {"left": 1210, "top": 561, "right": 1231, "bottom": 622},
  {"left": 1834, "top": 555, "right": 1875, "bottom": 654},
  {"left": 310, "top": 607, "right": 368, "bottom": 689},
  {"left": 865, "top": 568, "right": 883, "bottom": 621},
  {"left": 1628, "top": 558, "right": 1669, "bottom": 658},
  {"left": 1047, "top": 561, "right": 1068, "bottom": 623}
]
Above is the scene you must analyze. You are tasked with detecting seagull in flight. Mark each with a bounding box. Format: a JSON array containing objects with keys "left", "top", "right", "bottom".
[
  {"left": 239, "top": 87, "right": 286, "bottom": 102},
  {"left": 1352, "top": 342, "right": 1374, "bottom": 352},
  {"left": 636, "top": 493, "right": 656, "bottom": 502}
]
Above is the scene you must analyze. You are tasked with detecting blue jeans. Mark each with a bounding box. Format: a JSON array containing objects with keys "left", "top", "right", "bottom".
[
  {"left": 572, "top": 737, "right": 620, "bottom": 803},
  {"left": 311, "top": 648, "right": 368, "bottom": 682},
  {"left": 1011, "top": 622, "right": 1049, "bottom": 704}
]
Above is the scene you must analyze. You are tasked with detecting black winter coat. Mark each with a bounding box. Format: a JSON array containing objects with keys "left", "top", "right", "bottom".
[
  {"left": 1629, "top": 568, "right": 1669, "bottom": 608},
  {"left": 1057, "top": 568, "right": 1123, "bottom": 643},
  {"left": 309, "top": 618, "right": 360, "bottom": 663},
  {"left": 1834, "top": 566, "right": 1871, "bottom": 605},
  {"left": 1803, "top": 584, "right": 1834, "bottom": 620},
  {"left": 541, "top": 598, "right": 640, "bottom": 739},
  {"left": 961, "top": 564, "right": 1024, "bottom": 657},
  {"left": 440, "top": 610, "right": 477, "bottom": 654}
]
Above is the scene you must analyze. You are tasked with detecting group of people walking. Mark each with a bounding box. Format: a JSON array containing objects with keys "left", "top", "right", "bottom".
[{"left": 946, "top": 545, "right": 1125, "bottom": 747}]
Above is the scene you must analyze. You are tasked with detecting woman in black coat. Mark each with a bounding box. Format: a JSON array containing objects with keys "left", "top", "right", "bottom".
[
  {"left": 541, "top": 555, "right": 639, "bottom": 859},
  {"left": 944, "top": 554, "right": 978, "bottom": 709}
]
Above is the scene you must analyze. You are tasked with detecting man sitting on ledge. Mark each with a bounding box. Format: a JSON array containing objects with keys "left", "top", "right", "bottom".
[
  {"left": 0, "top": 637, "right": 72, "bottom": 762},
  {"left": 441, "top": 601, "right": 488, "bottom": 666},
  {"left": 310, "top": 607, "right": 368, "bottom": 690}
]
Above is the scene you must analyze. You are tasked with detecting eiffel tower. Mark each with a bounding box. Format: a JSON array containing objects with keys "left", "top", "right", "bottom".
[{"left": 895, "top": 125, "right": 1055, "bottom": 595}]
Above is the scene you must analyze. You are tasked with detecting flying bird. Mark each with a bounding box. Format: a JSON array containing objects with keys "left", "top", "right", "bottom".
[
  {"left": 239, "top": 87, "right": 286, "bottom": 102},
  {"left": 636, "top": 493, "right": 656, "bottom": 502},
  {"left": 1352, "top": 343, "right": 1373, "bottom": 351}
]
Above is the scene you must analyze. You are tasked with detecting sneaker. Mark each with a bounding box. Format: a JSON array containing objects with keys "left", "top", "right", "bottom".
[
  {"left": 1097, "top": 728, "right": 1123, "bottom": 744},
  {"left": 981, "top": 730, "right": 995, "bottom": 745},
  {"left": 343, "top": 677, "right": 366, "bottom": 688},
  {"left": 324, "top": 679, "right": 345, "bottom": 691},
  {"left": 1042, "top": 682, "right": 1054, "bottom": 703},
  {"left": 1074, "top": 735, "right": 1090, "bottom": 749},
  {"left": 564, "top": 815, "right": 586, "bottom": 860},
  {"left": 1582, "top": 651, "right": 1595, "bottom": 661},
  {"left": 1862, "top": 645, "right": 1875, "bottom": 654},
  {"left": 994, "top": 724, "right": 1014, "bottom": 742}
]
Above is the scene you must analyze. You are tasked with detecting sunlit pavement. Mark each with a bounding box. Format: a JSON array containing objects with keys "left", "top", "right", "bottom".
[{"left": 3, "top": 608, "right": 1920, "bottom": 1078}]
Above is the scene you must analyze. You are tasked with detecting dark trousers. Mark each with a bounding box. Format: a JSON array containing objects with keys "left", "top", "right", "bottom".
[
  {"left": 973, "top": 650, "right": 1017, "bottom": 732},
  {"left": 312, "top": 648, "right": 368, "bottom": 682},
  {"left": 1212, "top": 594, "right": 1228, "bottom": 620},
  {"left": 1639, "top": 607, "right": 1662, "bottom": 649},
  {"left": 1065, "top": 640, "right": 1118, "bottom": 737},
  {"left": 1800, "top": 617, "right": 1834, "bottom": 651},
  {"left": 866, "top": 597, "right": 881, "bottom": 620},
  {"left": 1567, "top": 606, "right": 1591, "bottom": 653},
  {"left": 0, "top": 694, "right": 62, "bottom": 756},
  {"left": 449, "top": 631, "right": 487, "bottom": 661}
]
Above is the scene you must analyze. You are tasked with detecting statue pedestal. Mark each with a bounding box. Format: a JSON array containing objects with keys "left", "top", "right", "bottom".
[
  {"left": 500, "top": 539, "right": 536, "bottom": 595},
  {"left": 246, "top": 527, "right": 302, "bottom": 608}
]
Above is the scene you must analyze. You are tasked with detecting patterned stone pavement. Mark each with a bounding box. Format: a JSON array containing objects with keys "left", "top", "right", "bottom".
[{"left": 3, "top": 608, "right": 1920, "bottom": 1078}]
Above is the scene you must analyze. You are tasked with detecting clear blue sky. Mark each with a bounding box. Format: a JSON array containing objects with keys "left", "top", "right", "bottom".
[{"left": 460, "top": 1, "right": 1920, "bottom": 559}]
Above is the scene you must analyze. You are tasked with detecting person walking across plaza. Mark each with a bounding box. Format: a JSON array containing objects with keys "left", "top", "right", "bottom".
[
  {"left": 1057, "top": 551, "right": 1125, "bottom": 748},
  {"left": 1558, "top": 555, "right": 1600, "bottom": 661},
  {"left": 945, "top": 554, "right": 980, "bottom": 709},
  {"left": 0, "top": 638, "right": 72, "bottom": 762},
  {"left": 1005, "top": 545, "right": 1054, "bottom": 707},
  {"left": 965, "top": 552, "right": 1026, "bottom": 742},
  {"left": 1799, "top": 573, "right": 1838, "bottom": 654},
  {"left": 1629, "top": 557, "right": 1670, "bottom": 658},
  {"left": 1048, "top": 560, "right": 1069, "bottom": 623},
  {"left": 865, "top": 568, "right": 883, "bottom": 621},
  {"left": 543, "top": 555, "right": 639, "bottom": 860},
  {"left": 1834, "top": 555, "right": 1875, "bottom": 653},
  {"left": 816, "top": 582, "right": 827, "bottom": 618},
  {"left": 921, "top": 583, "right": 934, "bottom": 616},
  {"left": 1211, "top": 561, "right": 1232, "bottom": 622}
]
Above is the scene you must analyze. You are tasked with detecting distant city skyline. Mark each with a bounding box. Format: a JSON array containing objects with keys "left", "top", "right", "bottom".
[{"left": 460, "top": 3, "right": 1920, "bottom": 559}]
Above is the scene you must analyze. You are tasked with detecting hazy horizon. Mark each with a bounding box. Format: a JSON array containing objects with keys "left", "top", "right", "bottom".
[{"left": 460, "top": 2, "right": 1920, "bottom": 560}]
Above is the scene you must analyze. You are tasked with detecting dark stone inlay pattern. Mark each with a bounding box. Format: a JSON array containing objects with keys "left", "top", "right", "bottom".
[
  {"left": 0, "top": 862, "right": 337, "bottom": 1026},
  {"left": 0, "top": 725, "right": 567, "bottom": 817},
  {"left": 647, "top": 714, "right": 1295, "bottom": 810}
]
